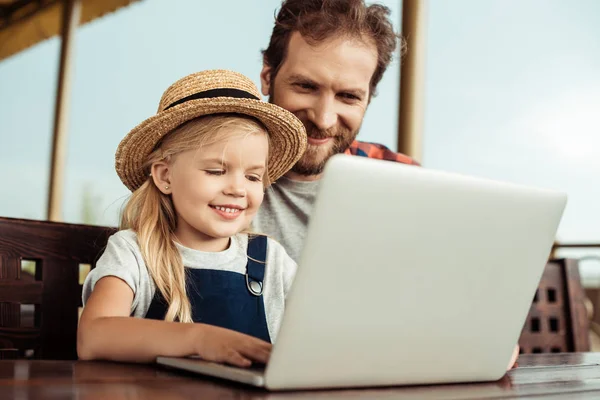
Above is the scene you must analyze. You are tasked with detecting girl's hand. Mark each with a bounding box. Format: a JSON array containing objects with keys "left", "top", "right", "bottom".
[
  {"left": 190, "top": 324, "right": 272, "bottom": 367},
  {"left": 507, "top": 344, "right": 519, "bottom": 370}
]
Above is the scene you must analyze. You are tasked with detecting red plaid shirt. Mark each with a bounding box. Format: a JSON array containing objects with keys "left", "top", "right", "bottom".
[{"left": 344, "top": 140, "right": 420, "bottom": 166}]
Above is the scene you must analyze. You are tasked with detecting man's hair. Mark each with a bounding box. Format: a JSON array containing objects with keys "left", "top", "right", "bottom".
[{"left": 262, "top": 0, "right": 406, "bottom": 98}]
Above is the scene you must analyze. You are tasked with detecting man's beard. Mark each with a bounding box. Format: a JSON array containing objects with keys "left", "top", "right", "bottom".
[
  {"left": 291, "top": 121, "right": 356, "bottom": 176},
  {"left": 269, "top": 88, "right": 358, "bottom": 176}
]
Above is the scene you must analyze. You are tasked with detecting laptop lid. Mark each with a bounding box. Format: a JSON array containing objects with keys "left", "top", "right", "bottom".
[{"left": 263, "top": 154, "right": 566, "bottom": 390}]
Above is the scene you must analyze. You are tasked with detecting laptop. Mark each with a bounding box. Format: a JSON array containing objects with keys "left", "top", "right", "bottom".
[{"left": 157, "top": 154, "right": 567, "bottom": 391}]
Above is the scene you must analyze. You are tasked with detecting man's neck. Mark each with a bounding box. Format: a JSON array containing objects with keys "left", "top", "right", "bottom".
[{"left": 284, "top": 171, "right": 322, "bottom": 182}]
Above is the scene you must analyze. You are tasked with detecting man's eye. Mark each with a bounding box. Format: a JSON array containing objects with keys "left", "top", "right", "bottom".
[
  {"left": 205, "top": 170, "right": 225, "bottom": 176},
  {"left": 295, "top": 82, "right": 315, "bottom": 90},
  {"left": 340, "top": 93, "right": 360, "bottom": 101}
]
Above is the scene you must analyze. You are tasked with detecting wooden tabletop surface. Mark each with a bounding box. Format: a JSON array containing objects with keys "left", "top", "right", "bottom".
[{"left": 2, "top": 353, "right": 600, "bottom": 399}]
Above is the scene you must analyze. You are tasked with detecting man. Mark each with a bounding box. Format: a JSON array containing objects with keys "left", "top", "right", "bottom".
[
  {"left": 254, "top": 0, "right": 418, "bottom": 262},
  {"left": 253, "top": 0, "right": 520, "bottom": 371}
]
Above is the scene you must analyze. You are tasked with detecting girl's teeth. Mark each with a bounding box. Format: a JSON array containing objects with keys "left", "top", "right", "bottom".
[{"left": 215, "top": 206, "right": 240, "bottom": 214}]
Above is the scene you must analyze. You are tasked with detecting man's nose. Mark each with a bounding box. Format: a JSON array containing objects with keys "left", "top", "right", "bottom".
[{"left": 307, "top": 95, "right": 337, "bottom": 131}]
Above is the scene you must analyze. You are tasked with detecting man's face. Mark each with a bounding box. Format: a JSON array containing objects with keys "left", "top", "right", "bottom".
[{"left": 261, "top": 32, "right": 378, "bottom": 176}]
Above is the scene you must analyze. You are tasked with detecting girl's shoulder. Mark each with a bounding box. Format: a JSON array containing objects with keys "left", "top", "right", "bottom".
[
  {"left": 233, "top": 234, "right": 297, "bottom": 283},
  {"left": 265, "top": 236, "right": 288, "bottom": 257},
  {"left": 238, "top": 233, "right": 285, "bottom": 255},
  {"left": 111, "top": 228, "right": 137, "bottom": 241},
  {"left": 107, "top": 229, "right": 141, "bottom": 251},
  {"left": 244, "top": 233, "right": 295, "bottom": 266},
  {"left": 263, "top": 235, "right": 297, "bottom": 282}
]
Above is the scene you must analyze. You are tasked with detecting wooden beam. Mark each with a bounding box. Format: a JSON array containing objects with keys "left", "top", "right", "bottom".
[
  {"left": 397, "top": 0, "right": 427, "bottom": 162},
  {"left": 554, "top": 243, "right": 600, "bottom": 249},
  {"left": 47, "top": 0, "right": 81, "bottom": 221},
  {"left": 0, "top": 1, "right": 140, "bottom": 63}
]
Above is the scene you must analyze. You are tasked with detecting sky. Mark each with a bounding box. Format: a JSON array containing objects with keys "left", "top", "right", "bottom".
[{"left": 0, "top": 0, "right": 598, "bottom": 277}]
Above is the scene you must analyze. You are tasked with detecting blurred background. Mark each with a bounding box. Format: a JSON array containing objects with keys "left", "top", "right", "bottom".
[{"left": 0, "top": 0, "right": 598, "bottom": 337}]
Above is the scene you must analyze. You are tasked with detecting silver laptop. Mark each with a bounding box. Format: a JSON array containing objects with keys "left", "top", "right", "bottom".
[{"left": 157, "top": 154, "right": 567, "bottom": 391}]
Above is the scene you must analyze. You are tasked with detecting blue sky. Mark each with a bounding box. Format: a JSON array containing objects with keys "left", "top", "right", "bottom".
[
  {"left": 423, "top": 0, "right": 600, "bottom": 244},
  {"left": 0, "top": 0, "right": 598, "bottom": 274}
]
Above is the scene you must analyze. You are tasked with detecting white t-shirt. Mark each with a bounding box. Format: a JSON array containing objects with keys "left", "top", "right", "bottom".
[
  {"left": 254, "top": 177, "right": 320, "bottom": 263},
  {"left": 82, "top": 229, "right": 297, "bottom": 341}
]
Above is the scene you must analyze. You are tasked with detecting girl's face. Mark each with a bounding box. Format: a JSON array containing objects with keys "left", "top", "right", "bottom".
[{"left": 156, "top": 129, "right": 269, "bottom": 251}]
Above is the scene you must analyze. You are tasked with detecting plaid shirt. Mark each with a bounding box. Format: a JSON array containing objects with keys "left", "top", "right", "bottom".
[{"left": 344, "top": 140, "right": 420, "bottom": 166}]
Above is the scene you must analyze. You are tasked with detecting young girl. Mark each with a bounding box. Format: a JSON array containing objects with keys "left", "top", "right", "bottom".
[{"left": 77, "top": 70, "right": 307, "bottom": 367}]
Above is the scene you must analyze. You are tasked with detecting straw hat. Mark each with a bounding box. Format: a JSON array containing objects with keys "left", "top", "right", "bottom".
[{"left": 115, "top": 69, "right": 307, "bottom": 191}]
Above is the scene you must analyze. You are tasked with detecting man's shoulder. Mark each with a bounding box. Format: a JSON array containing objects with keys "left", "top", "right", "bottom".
[{"left": 344, "top": 140, "right": 420, "bottom": 166}]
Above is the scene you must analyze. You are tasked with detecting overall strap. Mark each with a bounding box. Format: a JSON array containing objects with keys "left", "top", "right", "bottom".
[{"left": 246, "top": 235, "right": 268, "bottom": 296}]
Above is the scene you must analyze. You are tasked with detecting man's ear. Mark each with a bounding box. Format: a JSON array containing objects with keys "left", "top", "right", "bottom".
[
  {"left": 260, "top": 62, "right": 272, "bottom": 97},
  {"left": 151, "top": 160, "right": 172, "bottom": 195}
]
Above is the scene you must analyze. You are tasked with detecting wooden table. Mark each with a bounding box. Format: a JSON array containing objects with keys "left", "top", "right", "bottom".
[{"left": 1, "top": 353, "right": 600, "bottom": 399}]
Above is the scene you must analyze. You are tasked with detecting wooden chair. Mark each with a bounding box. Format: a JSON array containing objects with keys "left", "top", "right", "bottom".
[
  {"left": 0, "top": 217, "right": 116, "bottom": 360},
  {"left": 519, "top": 258, "right": 590, "bottom": 354}
]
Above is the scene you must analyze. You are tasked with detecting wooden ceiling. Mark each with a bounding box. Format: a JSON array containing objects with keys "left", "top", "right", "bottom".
[{"left": 0, "top": 0, "right": 140, "bottom": 62}]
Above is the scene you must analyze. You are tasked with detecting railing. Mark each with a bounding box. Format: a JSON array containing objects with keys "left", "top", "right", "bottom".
[
  {"left": 552, "top": 243, "right": 600, "bottom": 258},
  {"left": 551, "top": 243, "right": 600, "bottom": 289}
]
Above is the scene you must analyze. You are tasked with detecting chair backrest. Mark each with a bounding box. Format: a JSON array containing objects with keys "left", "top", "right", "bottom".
[
  {"left": 519, "top": 258, "right": 590, "bottom": 354},
  {"left": 0, "top": 217, "right": 116, "bottom": 359}
]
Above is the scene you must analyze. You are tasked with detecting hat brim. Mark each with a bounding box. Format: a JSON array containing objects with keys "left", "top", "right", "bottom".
[{"left": 115, "top": 97, "right": 307, "bottom": 191}]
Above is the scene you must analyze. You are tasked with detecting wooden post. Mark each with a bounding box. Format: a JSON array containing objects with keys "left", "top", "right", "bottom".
[
  {"left": 47, "top": 0, "right": 81, "bottom": 221},
  {"left": 398, "top": 0, "right": 427, "bottom": 162}
]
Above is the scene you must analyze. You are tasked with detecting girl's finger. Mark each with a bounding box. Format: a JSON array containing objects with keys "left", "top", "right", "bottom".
[
  {"left": 240, "top": 344, "right": 271, "bottom": 364},
  {"left": 226, "top": 350, "right": 252, "bottom": 367}
]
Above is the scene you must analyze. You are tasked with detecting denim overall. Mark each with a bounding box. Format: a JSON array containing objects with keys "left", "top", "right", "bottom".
[{"left": 145, "top": 235, "right": 271, "bottom": 343}]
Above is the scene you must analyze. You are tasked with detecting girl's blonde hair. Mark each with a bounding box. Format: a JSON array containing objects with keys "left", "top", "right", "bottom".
[{"left": 120, "top": 114, "right": 270, "bottom": 323}]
